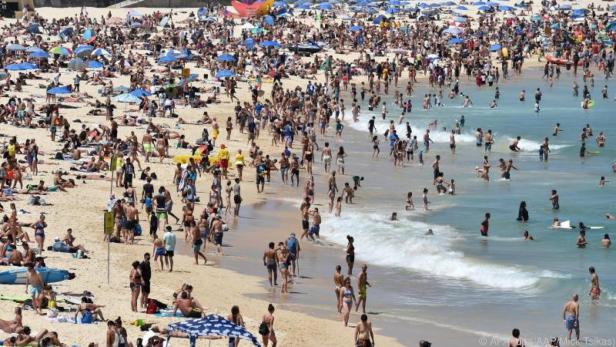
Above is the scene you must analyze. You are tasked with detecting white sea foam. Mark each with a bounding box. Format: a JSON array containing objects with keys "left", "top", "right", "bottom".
[
  {"left": 506, "top": 137, "right": 571, "bottom": 152},
  {"left": 321, "top": 212, "right": 565, "bottom": 290},
  {"left": 347, "top": 118, "right": 476, "bottom": 143}
]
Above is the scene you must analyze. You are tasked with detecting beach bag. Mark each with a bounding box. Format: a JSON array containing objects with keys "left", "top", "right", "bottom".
[
  {"left": 146, "top": 300, "right": 159, "bottom": 314},
  {"left": 81, "top": 310, "right": 94, "bottom": 324},
  {"left": 258, "top": 322, "right": 269, "bottom": 336}
]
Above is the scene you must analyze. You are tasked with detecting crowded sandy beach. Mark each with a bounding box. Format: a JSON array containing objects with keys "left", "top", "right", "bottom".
[{"left": 0, "top": 0, "right": 615, "bottom": 346}]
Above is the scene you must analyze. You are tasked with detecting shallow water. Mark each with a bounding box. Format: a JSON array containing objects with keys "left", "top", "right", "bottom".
[{"left": 319, "top": 68, "right": 616, "bottom": 345}]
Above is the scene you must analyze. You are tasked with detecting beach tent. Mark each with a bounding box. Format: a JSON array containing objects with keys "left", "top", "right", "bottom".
[
  {"left": 68, "top": 58, "right": 86, "bottom": 70},
  {"left": 47, "top": 86, "right": 72, "bottom": 95},
  {"left": 27, "top": 23, "right": 42, "bottom": 34},
  {"left": 114, "top": 93, "right": 141, "bottom": 103},
  {"left": 6, "top": 44, "right": 26, "bottom": 52},
  {"left": 216, "top": 69, "right": 236, "bottom": 79},
  {"left": 217, "top": 54, "right": 236, "bottom": 62},
  {"left": 4, "top": 62, "right": 37, "bottom": 71},
  {"left": 167, "top": 315, "right": 261, "bottom": 347}
]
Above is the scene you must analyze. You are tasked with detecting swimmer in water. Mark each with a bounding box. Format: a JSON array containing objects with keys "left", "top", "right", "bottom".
[
  {"left": 523, "top": 230, "right": 534, "bottom": 240},
  {"left": 519, "top": 90, "right": 525, "bottom": 101},
  {"left": 425, "top": 229, "right": 434, "bottom": 236},
  {"left": 509, "top": 136, "right": 521, "bottom": 152},
  {"left": 599, "top": 176, "right": 607, "bottom": 187},
  {"left": 552, "top": 218, "right": 561, "bottom": 228},
  {"left": 552, "top": 123, "right": 561, "bottom": 136},
  {"left": 390, "top": 212, "right": 398, "bottom": 221},
  {"left": 405, "top": 192, "right": 414, "bottom": 210},
  {"left": 589, "top": 267, "right": 601, "bottom": 301},
  {"left": 576, "top": 230, "right": 587, "bottom": 248},
  {"left": 601, "top": 234, "right": 611, "bottom": 248},
  {"left": 480, "top": 213, "right": 490, "bottom": 237}
]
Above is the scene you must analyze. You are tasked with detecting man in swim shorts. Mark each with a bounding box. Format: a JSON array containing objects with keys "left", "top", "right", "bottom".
[
  {"left": 25, "top": 263, "right": 43, "bottom": 314},
  {"left": 563, "top": 294, "right": 580, "bottom": 341}
]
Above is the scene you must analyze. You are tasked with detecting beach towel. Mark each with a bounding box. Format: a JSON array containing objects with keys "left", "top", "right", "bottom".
[{"left": 153, "top": 309, "right": 184, "bottom": 318}]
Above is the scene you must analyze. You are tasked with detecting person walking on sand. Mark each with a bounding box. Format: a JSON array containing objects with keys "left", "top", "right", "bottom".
[
  {"left": 346, "top": 235, "right": 355, "bottom": 276},
  {"left": 263, "top": 242, "right": 277, "bottom": 287},
  {"left": 356, "top": 264, "right": 371, "bottom": 314},
  {"left": 334, "top": 265, "right": 345, "bottom": 313},
  {"left": 339, "top": 277, "right": 356, "bottom": 327},
  {"left": 355, "top": 314, "right": 375, "bottom": 347},
  {"left": 589, "top": 267, "right": 601, "bottom": 301},
  {"left": 163, "top": 225, "right": 176, "bottom": 272},
  {"left": 563, "top": 294, "right": 580, "bottom": 341}
]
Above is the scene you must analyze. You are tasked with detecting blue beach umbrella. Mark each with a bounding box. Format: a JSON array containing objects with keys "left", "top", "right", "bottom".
[
  {"left": 373, "top": 14, "right": 386, "bottom": 24},
  {"left": 91, "top": 48, "right": 111, "bottom": 57},
  {"left": 26, "top": 46, "right": 44, "bottom": 53},
  {"left": 489, "top": 43, "right": 502, "bottom": 52},
  {"left": 82, "top": 28, "right": 96, "bottom": 41},
  {"left": 217, "top": 54, "right": 236, "bottom": 62},
  {"left": 477, "top": 5, "right": 492, "bottom": 11},
  {"left": 27, "top": 23, "right": 42, "bottom": 34},
  {"left": 158, "top": 53, "right": 177, "bottom": 64},
  {"left": 86, "top": 60, "right": 104, "bottom": 69},
  {"left": 297, "top": 2, "right": 311, "bottom": 9},
  {"left": 386, "top": 7, "right": 400, "bottom": 14},
  {"left": 29, "top": 50, "right": 49, "bottom": 58},
  {"left": 59, "top": 27, "right": 74, "bottom": 40},
  {"left": 263, "top": 15, "right": 275, "bottom": 26},
  {"left": 5, "top": 62, "right": 37, "bottom": 71},
  {"left": 457, "top": 5, "right": 469, "bottom": 10},
  {"left": 75, "top": 45, "right": 94, "bottom": 57},
  {"left": 215, "top": 69, "right": 235, "bottom": 79},
  {"left": 448, "top": 37, "right": 464, "bottom": 44},
  {"left": 167, "top": 315, "right": 261, "bottom": 347},
  {"left": 498, "top": 5, "right": 513, "bottom": 11},
  {"left": 47, "top": 86, "right": 72, "bottom": 95},
  {"left": 319, "top": 2, "right": 332, "bottom": 10},
  {"left": 6, "top": 44, "right": 26, "bottom": 52},
  {"left": 244, "top": 38, "right": 255, "bottom": 50}
]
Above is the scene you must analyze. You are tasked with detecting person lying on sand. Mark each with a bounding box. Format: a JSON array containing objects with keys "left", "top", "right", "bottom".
[{"left": 0, "top": 307, "right": 22, "bottom": 333}]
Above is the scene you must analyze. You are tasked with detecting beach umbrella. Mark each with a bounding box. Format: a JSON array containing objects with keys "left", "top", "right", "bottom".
[
  {"left": 82, "top": 29, "right": 96, "bottom": 42},
  {"left": 489, "top": 43, "right": 502, "bottom": 52},
  {"left": 29, "top": 50, "right": 49, "bottom": 58},
  {"left": 215, "top": 69, "right": 235, "bottom": 79},
  {"left": 86, "top": 60, "right": 104, "bottom": 69},
  {"left": 6, "top": 44, "right": 26, "bottom": 52},
  {"left": 114, "top": 93, "right": 141, "bottom": 103},
  {"left": 373, "top": 14, "right": 386, "bottom": 24},
  {"left": 319, "top": 2, "right": 332, "bottom": 10},
  {"left": 349, "top": 25, "right": 363, "bottom": 32},
  {"left": 175, "top": 49, "right": 193, "bottom": 60},
  {"left": 47, "top": 86, "right": 72, "bottom": 95},
  {"left": 263, "top": 15, "right": 275, "bottom": 26},
  {"left": 26, "top": 46, "right": 45, "bottom": 53},
  {"left": 158, "top": 53, "right": 177, "bottom": 64},
  {"left": 167, "top": 315, "right": 261, "bottom": 347},
  {"left": 50, "top": 46, "right": 71, "bottom": 56},
  {"left": 448, "top": 37, "right": 464, "bottom": 44},
  {"left": 442, "top": 1, "right": 456, "bottom": 5},
  {"left": 217, "top": 54, "right": 236, "bottom": 62},
  {"left": 473, "top": 1, "right": 486, "bottom": 5},
  {"left": 297, "top": 2, "right": 311, "bottom": 9},
  {"left": 273, "top": 1, "right": 287, "bottom": 7},
  {"left": 457, "top": 5, "right": 469, "bottom": 10},
  {"left": 498, "top": 5, "right": 513, "bottom": 11},
  {"left": 4, "top": 62, "right": 37, "bottom": 71},
  {"left": 91, "top": 48, "right": 111, "bottom": 57},
  {"left": 386, "top": 7, "right": 400, "bottom": 14},
  {"left": 260, "top": 40, "right": 281, "bottom": 48},
  {"left": 75, "top": 45, "right": 94, "bottom": 57},
  {"left": 130, "top": 88, "right": 152, "bottom": 97},
  {"left": 477, "top": 5, "right": 492, "bottom": 11},
  {"left": 244, "top": 38, "right": 255, "bottom": 50},
  {"left": 197, "top": 7, "right": 208, "bottom": 18}
]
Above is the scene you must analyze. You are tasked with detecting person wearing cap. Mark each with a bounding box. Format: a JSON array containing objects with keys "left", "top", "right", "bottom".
[{"left": 286, "top": 233, "right": 300, "bottom": 277}]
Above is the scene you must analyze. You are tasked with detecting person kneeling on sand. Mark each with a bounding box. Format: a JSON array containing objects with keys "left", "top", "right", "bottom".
[{"left": 173, "top": 291, "right": 206, "bottom": 318}]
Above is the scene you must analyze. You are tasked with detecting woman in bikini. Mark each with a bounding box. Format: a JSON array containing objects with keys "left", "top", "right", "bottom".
[
  {"left": 259, "top": 304, "right": 277, "bottom": 347},
  {"left": 129, "top": 261, "right": 143, "bottom": 312},
  {"left": 339, "top": 277, "right": 356, "bottom": 326}
]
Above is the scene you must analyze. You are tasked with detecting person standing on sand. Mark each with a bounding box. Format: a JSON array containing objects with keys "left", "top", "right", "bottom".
[
  {"left": 356, "top": 264, "right": 371, "bottom": 314},
  {"left": 334, "top": 265, "right": 345, "bottom": 313},
  {"left": 139, "top": 253, "right": 151, "bottom": 309},
  {"left": 259, "top": 304, "right": 277, "bottom": 347},
  {"left": 346, "top": 235, "right": 355, "bottom": 276},
  {"left": 163, "top": 225, "right": 176, "bottom": 272},
  {"left": 25, "top": 263, "right": 43, "bottom": 315},
  {"left": 563, "top": 294, "right": 580, "bottom": 341},
  {"left": 263, "top": 242, "right": 277, "bottom": 287},
  {"left": 286, "top": 233, "right": 300, "bottom": 277},
  {"left": 299, "top": 197, "right": 311, "bottom": 240},
  {"left": 355, "top": 314, "right": 375, "bottom": 347},
  {"left": 129, "top": 261, "right": 143, "bottom": 312},
  {"left": 589, "top": 267, "right": 600, "bottom": 301}
]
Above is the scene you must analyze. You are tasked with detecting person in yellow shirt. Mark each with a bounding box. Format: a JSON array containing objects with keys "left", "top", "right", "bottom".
[
  {"left": 218, "top": 144, "right": 230, "bottom": 179},
  {"left": 234, "top": 149, "right": 246, "bottom": 181}
]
